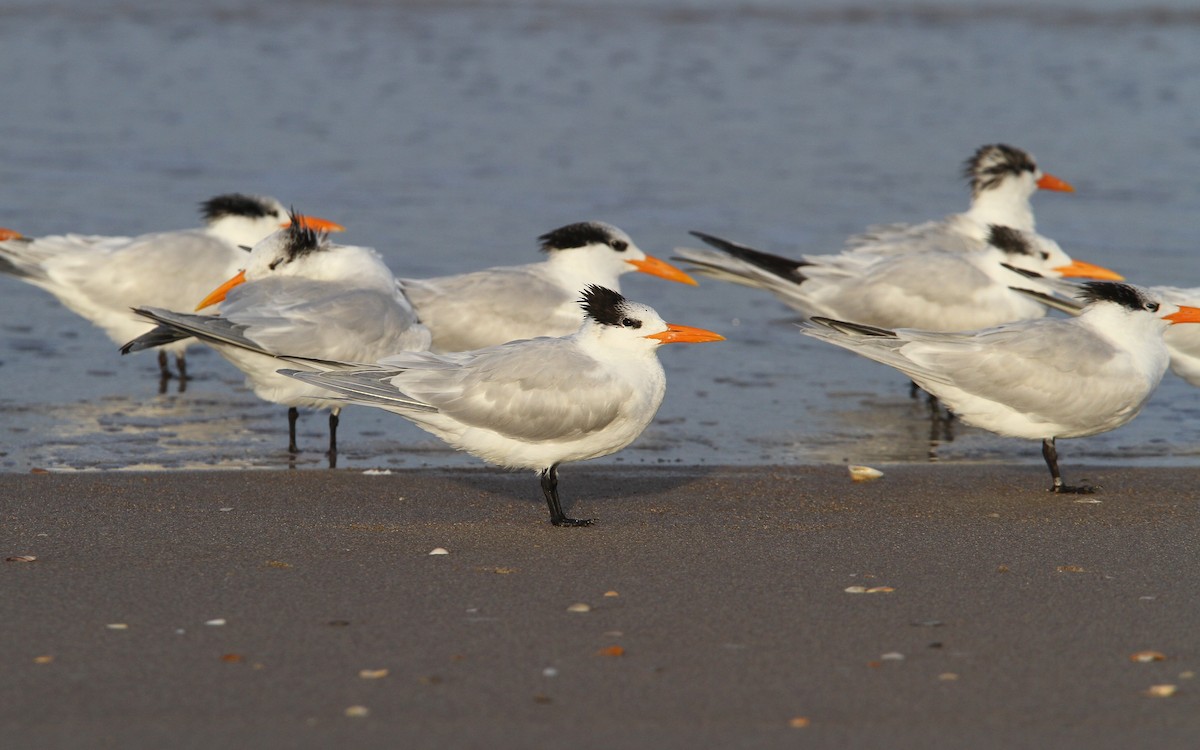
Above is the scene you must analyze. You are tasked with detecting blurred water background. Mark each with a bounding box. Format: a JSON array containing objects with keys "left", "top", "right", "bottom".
[{"left": 3, "top": 0, "right": 1200, "bottom": 472}]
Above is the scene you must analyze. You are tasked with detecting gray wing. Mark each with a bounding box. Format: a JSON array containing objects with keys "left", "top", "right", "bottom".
[
  {"left": 401, "top": 267, "right": 580, "bottom": 351},
  {"left": 33, "top": 230, "right": 244, "bottom": 311},
  {"left": 125, "top": 307, "right": 266, "bottom": 355},
  {"left": 286, "top": 337, "right": 636, "bottom": 443},
  {"left": 279, "top": 368, "right": 439, "bottom": 413},
  {"left": 219, "top": 278, "right": 430, "bottom": 360},
  {"left": 806, "top": 318, "right": 1144, "bottom": 422},
  {"left": 422, "top": 338, "right": 635, "bottom": 442}
]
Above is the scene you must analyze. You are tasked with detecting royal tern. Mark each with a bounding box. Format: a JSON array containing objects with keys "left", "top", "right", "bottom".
[
  {"left": 121, "top": 215, "right": 429, "bottom": 460},
  {"left": 675, "top": 224, "right": 1122, "bottom": 331},
  {"left": 673, "top": 143, "right": 1099, "bottom": 327},
  {"left": 841, "top": 143, "right": 1075, "bottom": 254},
  {"left": 1007, "top": 271, "right": 1200, "bottom": 390},
  {"left": 400, "top": 221, "right": 697, "bottom": 352},
  {"left": 0, "top": 194, "right": 344, "bottom": 379},
  {"left": 800, "top": 282, "right": 1200, "bottom": 493},
  {"left": 278, "top": 285, "right": 724, "bottom": 526}
]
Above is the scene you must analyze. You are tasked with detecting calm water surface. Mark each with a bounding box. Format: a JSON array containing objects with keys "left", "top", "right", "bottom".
[{"left": 3, "top": 0, "right": 1200, "bottom": 472}]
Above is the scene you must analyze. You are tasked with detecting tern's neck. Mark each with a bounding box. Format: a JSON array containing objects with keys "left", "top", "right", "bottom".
[
  {"left": 542, "top": 250, "right": 626, "bottom": 291},
  {"left": 966, "top": 184, "right": 1036, "bottom": 232},
  {"left": 1080, "top": 306, "right": 1172, "bottom": 379}
]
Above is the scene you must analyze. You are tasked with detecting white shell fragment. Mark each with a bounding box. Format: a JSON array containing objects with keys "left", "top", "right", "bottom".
[
  {"left": 566, "top": 602, "right": 591, "bottom": 613},
  {"left": 428, "top": 547, "right": 449, "bottom": 555},
  {"left": 848, "top": 465, "right": 884, "bottom": 482},
  {"left": 105, "top": 623, "right": 129, "bottom": 630},
  {"left": 205, "top": 619, "right": 227, "bottom": 627},
  {"left": 344, "top": 705, "right": 370, "bottom": 718},
  {"left": 1145, "top": 684, "right": 1178, "bottom": 698}
]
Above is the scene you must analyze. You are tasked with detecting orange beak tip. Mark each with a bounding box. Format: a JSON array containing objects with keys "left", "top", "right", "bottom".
[
  {"left": 1054, "top": 260, "right": 1124, "bottom": 282},
  {"left": 1166, "top": 305, "right": 1200, "bottom": 324},
  {"left": 629, "top": 255, "right": 698, "bottom": 286},
  {"left": 648, "top": 324, "right": 725, "bottom": 344},
  {"left": 1037, "top": 173, "right": 1075, "bottom": 193},
  {"left": 281, "top": 216, "right": 346, "bottom": 233}
]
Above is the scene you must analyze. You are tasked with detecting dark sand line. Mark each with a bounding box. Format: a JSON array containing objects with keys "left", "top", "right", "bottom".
[{"left": 2, "top": 464, "right": 1199, "bottom": 749}]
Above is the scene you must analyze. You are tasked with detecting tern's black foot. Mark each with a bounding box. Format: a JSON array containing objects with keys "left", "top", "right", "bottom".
[
  {"left": 1050, "top": 484, "right": 1097, "bottom": 495},
  {"left": 551, "top": 516, "right": 595, "bottom": 527}
]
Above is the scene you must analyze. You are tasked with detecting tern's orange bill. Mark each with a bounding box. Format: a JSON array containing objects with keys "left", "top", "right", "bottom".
[
  {"left": 0, "top": 227, "right": 22, "bottom": 241},
  {"left": 627, "top": 255, "right": 698, "bottom": 286},
  {"left": 282, "top": 214, "right": 346, "bottom": 233},
  {"left": 1054, "top": 259, "right": 1124, "bottom": 281},
  {"left": 1036, "top": 173, "right": 1075, "bottom": 193},
  {"left": 195, "top": 269, "right": 247, "bottom": 311},
  {"left": 646, "top": 323, "right": 725, "bottom": 344},
  {"left": 1165, "top": 305, "right": 1200, "bottom": 325}
]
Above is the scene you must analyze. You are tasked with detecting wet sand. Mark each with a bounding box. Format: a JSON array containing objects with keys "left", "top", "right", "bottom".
[{"left": 2, "top": 464, "right": 1199, "bottom": 749}]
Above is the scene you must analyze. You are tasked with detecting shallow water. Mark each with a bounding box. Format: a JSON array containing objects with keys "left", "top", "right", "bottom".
[{"left": 3, "top": 0, "right": 1200, "bottom": 473}]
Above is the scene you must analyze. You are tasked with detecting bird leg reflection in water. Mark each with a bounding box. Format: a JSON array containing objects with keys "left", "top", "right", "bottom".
[
  {"left": 157, "top": 352, "right": 189, "bottom": 395},
  {"left": 540, "top": 464, "right": 593, "bottom": 527}
]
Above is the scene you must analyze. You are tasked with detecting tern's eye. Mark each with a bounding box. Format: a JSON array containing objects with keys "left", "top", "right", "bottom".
[
  {"left": 1146, "top": 302, "right": 1160, "bottom": 312},
  {"left": 610, "top": 240, "right": 628, "bottom": 252},
  {"left": 621, "top": 317, "right": 642, "bottom": 329},
  {"left": 1039, "top": 251, "right": 1050, "bottom": 261}
]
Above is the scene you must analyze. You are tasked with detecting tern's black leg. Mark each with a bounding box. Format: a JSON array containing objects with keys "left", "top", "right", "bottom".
[
  {"left": 175, "top": 353, "right": 189, "bottom": 382},
  {"left": 327, "top": 410, "right": 339, "bottom": 468},
  {"left": 1043, "top": 437, "right": 1096, "bottom": 494},
  {"left": 157, "top": 350, "right": 171, "bottom": 379},
  {"left": 288, "top": 407, "right": 300, "bottom": 454},
  {"left": 539, "top": 465, "right": 593, "bottom": 527}
]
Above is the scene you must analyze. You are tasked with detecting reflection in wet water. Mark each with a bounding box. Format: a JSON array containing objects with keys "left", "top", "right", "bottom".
[{"left": 3, "top": 1, "right": 1200, "bottom": 471}]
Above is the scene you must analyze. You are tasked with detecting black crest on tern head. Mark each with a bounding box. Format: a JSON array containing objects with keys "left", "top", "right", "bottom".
[
  {"left": 1076, "top": 282, "right": 1156, "bottom": 312},
  {"left": 963, "top": 144, "right": 1038, "bottom": 196},
  {"left": 579, "top": 285, "right": 634, "bottom": 327},
  {"left": 200, "top": 193, "right": 278, "bottom": 222},
  {"left": 273, "top": 210, "right": 328, "bottom": 266},
  {"left": 987, "top": 225, "right": 1036, "bottom": 257},
  {"left": 539, "top": 222, "right": 626, "bottom": 253}
]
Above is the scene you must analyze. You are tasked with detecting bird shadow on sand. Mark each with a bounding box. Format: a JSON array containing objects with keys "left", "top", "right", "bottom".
[{"left": 445, "top": 463, "right": 728, "bottom": 518}]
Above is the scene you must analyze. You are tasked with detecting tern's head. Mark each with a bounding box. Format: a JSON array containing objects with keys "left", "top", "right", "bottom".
[
  {"left": 194, "top": 211, "right": 379, "bottom": 310},
  {"left": 987, "top": 225, "right": 1123, "bottom": 281},
  {"left": 539, "top": 222, "right": 696, "bottom": 287},
  {"left": 200, "top": 193, "right": 344, "bottom": 248},
  {"left": 963, "top": 145, "right": 1073, "bottom": 232},
  {"left": 577, "top": 285, "right": 723, "bottom": 353},
  {"left": 1077, "top": 281, "right": 1200, "bottom": 330}
]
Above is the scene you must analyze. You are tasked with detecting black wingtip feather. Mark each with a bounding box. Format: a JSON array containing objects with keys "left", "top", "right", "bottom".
[
  {"left": 688, "top": 231, "right": 808, "bottom": 282},
  {"left": 810, "top": 316, "right": 899, "bottom": 338}
]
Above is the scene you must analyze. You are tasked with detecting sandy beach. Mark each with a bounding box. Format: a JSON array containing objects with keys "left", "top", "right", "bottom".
[{"left": 3, "top": 464, "right": 1199, "bottom": 749}]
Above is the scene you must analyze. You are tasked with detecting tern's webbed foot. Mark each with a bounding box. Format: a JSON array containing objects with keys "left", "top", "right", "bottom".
[
  {"left": 551, "top": 516, "right": 595, "bottom": 527},
  {"left": 1050, "top": 484, "right": 1098, "bottom": 495}
]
